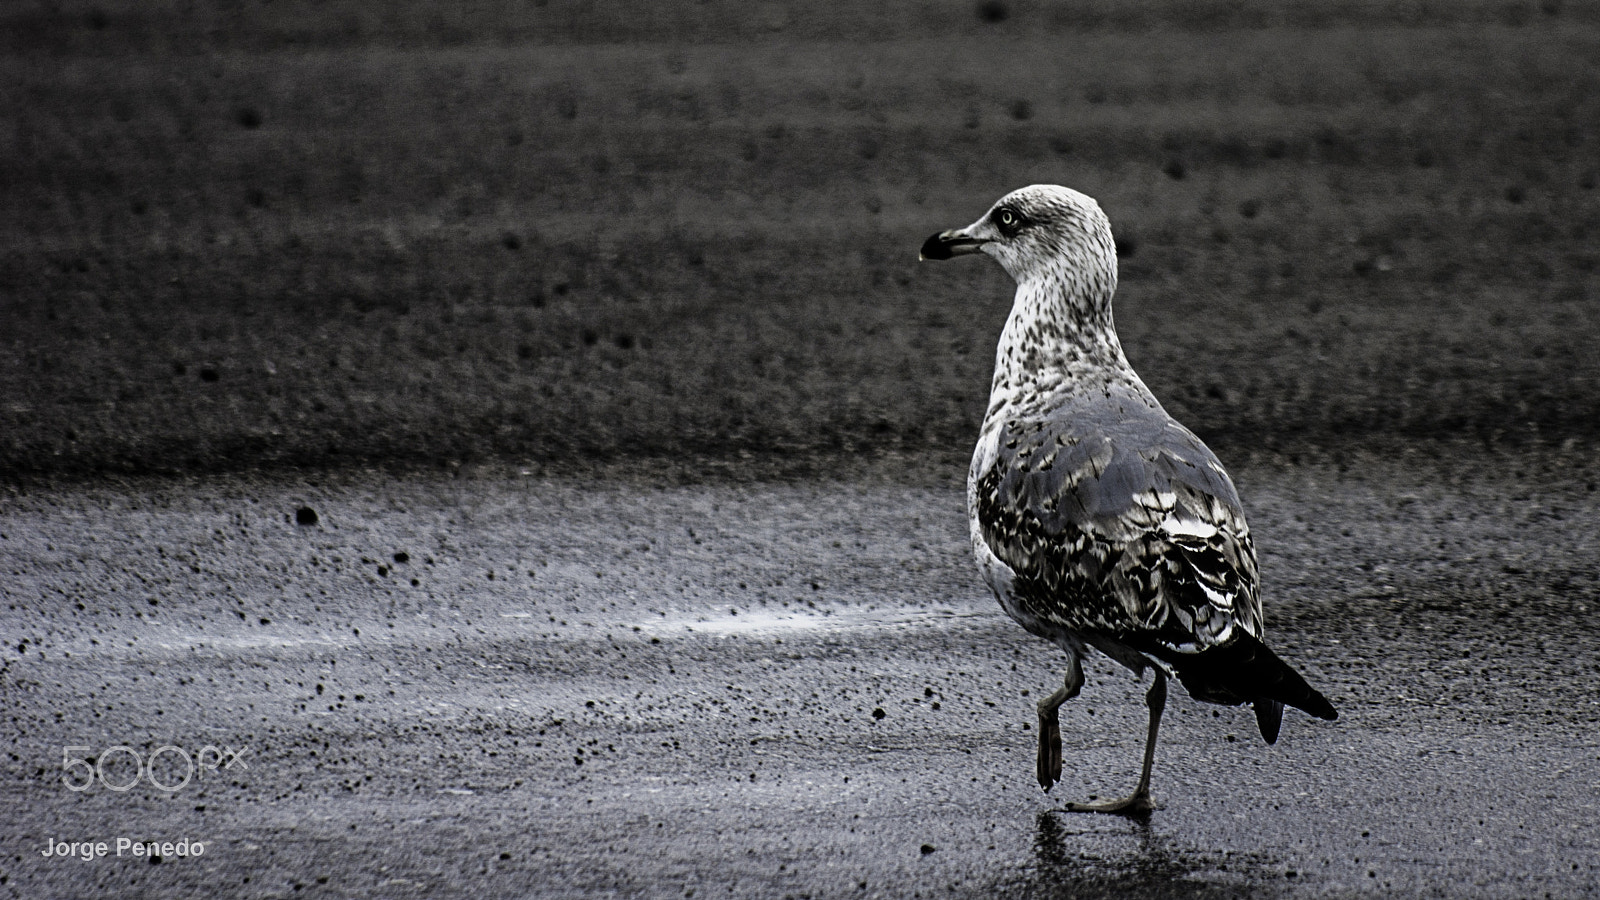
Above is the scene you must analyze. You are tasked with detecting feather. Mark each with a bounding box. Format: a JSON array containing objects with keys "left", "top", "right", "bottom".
[{"left": 952, "top": 185, "right": 1336, "bottom": 747}]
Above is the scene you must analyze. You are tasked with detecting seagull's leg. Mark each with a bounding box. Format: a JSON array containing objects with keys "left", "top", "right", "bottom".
[
  {"left": 1065, "top": 669, "right": 1166, "bottom": 816},
  {"left": 1036, "top": 650, "right": 1083, "bottom": 791}
]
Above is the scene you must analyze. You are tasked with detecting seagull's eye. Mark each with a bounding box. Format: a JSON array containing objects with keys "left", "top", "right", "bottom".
[{"left": 994, "top": 207, "right": 1022, "bottom": 236}]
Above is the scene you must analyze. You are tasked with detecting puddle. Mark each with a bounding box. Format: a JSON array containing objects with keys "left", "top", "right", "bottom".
[
  {"left": 631, "top": 605, "right": 998, "bottom": 637},
  {"left": 982, "top": 811, "right": 1287, "bottom": 899}
]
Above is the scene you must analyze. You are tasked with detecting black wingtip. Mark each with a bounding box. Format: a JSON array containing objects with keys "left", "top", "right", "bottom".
[
  {"left": 1301, "top": 688, "right": 1338, "bottom": 722},
  {"left": 1254, "top": 699, "right": 1283, "bottom": 744},
  {"left": 1167, "top": 633, "right": 1338, "bottom": 735}
]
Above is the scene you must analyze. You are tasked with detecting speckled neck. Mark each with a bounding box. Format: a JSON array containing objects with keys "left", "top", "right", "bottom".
[{"left": 985, "top": 267, "right": 1149, "bottom": 424}]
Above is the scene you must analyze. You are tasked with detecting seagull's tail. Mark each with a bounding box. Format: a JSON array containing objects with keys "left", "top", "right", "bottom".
[{"left": 1169, "top": 633, "right": 1337, "bottom": 744}]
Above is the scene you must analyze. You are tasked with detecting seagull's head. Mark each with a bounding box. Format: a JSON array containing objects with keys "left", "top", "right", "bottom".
[{"left": 920, "top": 184, "right": 1117, "bottom": 301}]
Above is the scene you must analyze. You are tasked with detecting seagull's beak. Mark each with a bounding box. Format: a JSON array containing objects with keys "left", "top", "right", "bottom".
[{"left": 919, "top": 228, "right": 989, "bottom": 261}]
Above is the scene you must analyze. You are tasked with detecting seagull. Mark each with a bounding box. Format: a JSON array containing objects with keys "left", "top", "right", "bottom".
[{"left": 920, "top": 185, "right": 1336, "bottom": 815}]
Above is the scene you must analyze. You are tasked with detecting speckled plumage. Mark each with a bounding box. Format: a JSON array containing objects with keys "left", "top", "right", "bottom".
[
  {"left": 972, "top": 395, "right": 1261, "bottom": 657},
  {"left": 922, "top": 185, "right": 1335, "bottom": 811}
]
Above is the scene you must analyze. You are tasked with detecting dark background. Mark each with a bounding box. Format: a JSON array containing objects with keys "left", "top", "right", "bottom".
[
  {"left": 4, "top": 0, "right": 1599, "bottom": 479},
  {"left": 7, "top": 6, "right": 1600, "bottom": 897}
]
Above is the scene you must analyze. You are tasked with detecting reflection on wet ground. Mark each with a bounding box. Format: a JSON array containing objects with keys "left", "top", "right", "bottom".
[
  {"left": 5, "top": 469, "right": 1600, "bottom": 898},
  {"left": 992, "top": 812, "right": 1283, "bottom": 900}
]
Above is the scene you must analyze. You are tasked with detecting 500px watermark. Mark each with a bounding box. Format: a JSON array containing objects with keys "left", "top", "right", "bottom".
[{"left": 61, "top": 745, "right": 248, "bottom": 792}]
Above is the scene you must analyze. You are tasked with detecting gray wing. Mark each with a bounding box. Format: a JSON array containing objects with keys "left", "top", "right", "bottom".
[{"left": 975, "top": 389, "right": 1262, "bottom": 653}]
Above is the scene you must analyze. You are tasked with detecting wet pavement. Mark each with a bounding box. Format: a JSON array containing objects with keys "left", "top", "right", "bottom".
[{"left": 3, "top": 455, "right": 1599, "bottom": 898}]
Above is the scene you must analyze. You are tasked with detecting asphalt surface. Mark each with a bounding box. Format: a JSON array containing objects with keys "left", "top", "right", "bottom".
[
  {"left": 4, "top": 453, "right": 1599, "bottom": 898},
  {"left": 7, "top": 4, "right": 1600, "bottom": 478},
  {"left": 7, "top": 4, "right": 1600, "bottom": 898}
]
